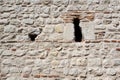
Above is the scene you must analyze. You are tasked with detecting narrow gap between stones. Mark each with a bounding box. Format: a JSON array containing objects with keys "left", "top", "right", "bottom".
[{"left": 73, "top": 18, "right": 82, "bottom": 42}]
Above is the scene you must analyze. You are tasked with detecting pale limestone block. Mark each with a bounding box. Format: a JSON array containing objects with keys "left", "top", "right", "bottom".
[
  {"left": 63, "top": 23, "right": 74, "bottom": 41},
  {"left": 55, "top": 24, "right": 64, "bottom": 33},
  {"left": 80, "top": 22, "right": 95, "bottom": 40}
]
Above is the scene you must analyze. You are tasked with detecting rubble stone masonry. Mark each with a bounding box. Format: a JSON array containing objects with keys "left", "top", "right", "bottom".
[{"left": 0, "top": 0, "right": 120, "bottom": 80}]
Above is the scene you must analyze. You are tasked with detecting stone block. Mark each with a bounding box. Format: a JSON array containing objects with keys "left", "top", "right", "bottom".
[
  {"left": 1, "top": 13, "right": 10, "bottom": 18},
  {"left": 0, "top": 19, "right": 9, "bottom": 25},
  {"left": 4, "top": 25, "right": 16, "bottom": 33},
  {"left": 22, "top": 19, "right": 34, "bottom": 25},
  {"left": 23, "top": 66, "right": 32, "bottom": 74},
  {"left": 81, "top": 22, "right": 95, "bottom": 40},
  {"left": 69, "top": 68, "right": 79, "bottom": 77},
  {"left": 88, "top": 58, "right": 102, "bottom": 67},
  {"left": 113, "top": 59, "right": 120, "bottom": 66},
  {"left": 63, "top": 23, "right": 74, "bottom": 41},
  {"left": 55, "top": 24, "right": 64, "bottom": 33},
  {"left": 106, "top": 68, "right": 116, "bottom": 76},
  {"left": 76, "top": 58, "right": 87, "bottom": 66},
  {"left": 2, "top": 50, "right": 12, "bottom": 56},
  {"left": 14, "top": 50, "right": 26, "bottom": 57}
]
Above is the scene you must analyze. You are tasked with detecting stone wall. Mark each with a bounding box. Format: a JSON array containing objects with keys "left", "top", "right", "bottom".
[{"left": 0, "top": 0, "right": 120, "bottom": 80}]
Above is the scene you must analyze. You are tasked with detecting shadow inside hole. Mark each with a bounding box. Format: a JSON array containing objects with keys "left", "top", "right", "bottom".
[
  {"left": 73, "top": 18, "right": 82, "bottom": 42},
  {"left": 28, "top": 33, "right": 38, "bottom": 41}
]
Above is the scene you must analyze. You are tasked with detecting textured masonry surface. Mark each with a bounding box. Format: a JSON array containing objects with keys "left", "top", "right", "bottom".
[{"left": 0, "top": 0, "right": 120, "bottom": 80}]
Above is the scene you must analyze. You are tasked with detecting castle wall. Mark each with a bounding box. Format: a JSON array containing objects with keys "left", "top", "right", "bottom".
[{"left": 0, "top": 0, "right": 120, "bottom": 80}]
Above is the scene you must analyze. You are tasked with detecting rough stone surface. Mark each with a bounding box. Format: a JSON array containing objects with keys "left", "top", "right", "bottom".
[{"left": 0, "top": 0, "right": 120, "bottom": 80}]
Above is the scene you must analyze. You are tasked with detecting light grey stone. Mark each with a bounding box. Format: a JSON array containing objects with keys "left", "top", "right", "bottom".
[
  {"left": 63, "top": 23, "right": 74, "bottom": 41},
  {"left": 42, "top": 0, "right": 51, "bottom": 5},
  {"left": 3, "top": 7, "right": 15, "bottom": 12},
  {"left": 113, "top": 59, "right": 120, "bottom": 66},
  {"left": 49, "top": 33, "right": 62, "bottom": 41},
  {"left": 4, "top": 0, "right": 16, "bottom": 4},
  {"left": 81, "top": 22, "right": 95, "bottom": 40},
  {"left": 43, "top": 25, "right": 54, "bottom": 33},
  {"left": 27, "top": 50, "right": 39, "bottom": 56},
  {"left": 23, "top": 14, "right": 29, "bottom": 18},
  {"left": 34, "top": 59, "right": 43, "bottom": 67},
  {"left": 1, "top": 67, "right": 9, "bottom": 74},
  {"left": 88, "top": 58, "right": 102, "bottom": 67},
  {"left": 58, "top": 60, "right": 70, "bottom": 68},
  {"left": 1, "top": 13, "right": 10, "bottom": 18},
  {"left": 24, "top": 0, "right": 30, "bottom": 4},
  {"left": 40, "top": 13, "right": 49, "bottom": 18},
  {"left": 69, "top": 68, "right": 79, "bottom": 77},
  {"left": 23, "top": 66, "right": 32, "bottom": 74},
  {"left": 22, "top": 19, "right": 34, "bottom": 25},
  {"left": 0, "top": 19, "right": 9, "bottom": 25},
  {"left": 16, "top": 0, "right": 23, "bottom": 4},
  {"left": 32, "top": 67, "right": 42, "bottom": 74},
  {"left": 2, "top": 50, "right": 12, "bottom": 56},
  {"left": 10, "top": 67, "right": 21, "bottom": 73},
  {"left": 76, "top": 58, "right": 87, "bottom": 66},
  {"left": 2, "top": 59, "right": 12, "bottom": 65},
  {"left": 42, "top": 6, "right": 50, "bottom": 14},
  {"left": 14, "top": 50, "right": 26, "bottom": 57},
  {"left": 10, "top": 14, "right": 17, "bottom": 19},
  {"left": 0, "top": 49, "right": 4, "bottom": 55},
  {"left": 16, "top": 35, "right": 29, "bottom": 41},
  {"left": 30, "top": 0, "right": 42, "bottom": 4},
  {"left": 4, "top": 25, "right": 16, "bottom": 33},
  {"left": 62, "top": 0, "right": 69, "bottom": 6},
  {"left": 106, "top": 68, "right": 116, "bottom": 76},
  {"left": 6, "top": 77, "right": 17, "bottom": 80},
  {"left": 63, "top": 68, "right": 69, "bottom": 75},
  {"left": 53, "top": 0, "right": 62, "bottom": 6}
]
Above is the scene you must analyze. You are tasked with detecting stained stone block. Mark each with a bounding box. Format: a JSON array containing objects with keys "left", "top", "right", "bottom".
[{"left": 55, "top": 24, "right": 64, "bottom": 33}]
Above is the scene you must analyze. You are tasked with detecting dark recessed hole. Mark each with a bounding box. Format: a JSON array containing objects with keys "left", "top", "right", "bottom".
[
  {"left": 73, "top": 18, "right": 82, "bottom": 42},
  {"left": 28, "top": 28, "right": 42, "bottom": 41},
  {"left": 28, "top": 33, "right": 38, "bottom": 41}
]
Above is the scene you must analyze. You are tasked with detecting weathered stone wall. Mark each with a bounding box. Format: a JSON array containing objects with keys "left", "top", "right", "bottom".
[{"left": 0, "top": 0, "right": 120, "bottom": 80}]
